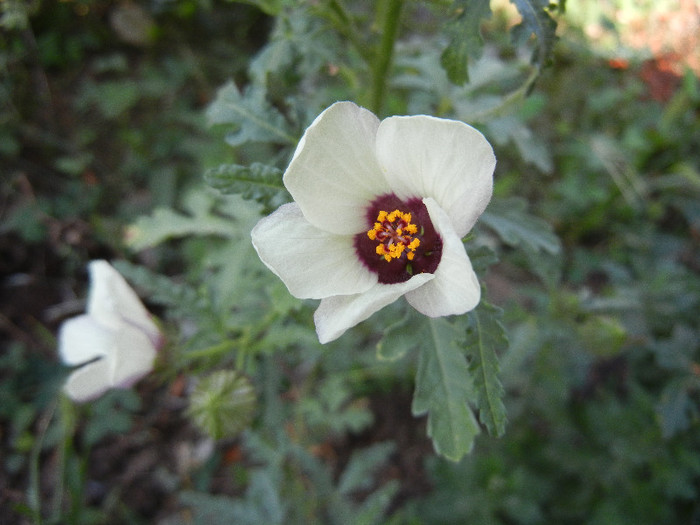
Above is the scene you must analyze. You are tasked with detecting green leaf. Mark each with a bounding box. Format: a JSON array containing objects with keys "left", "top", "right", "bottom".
[
  {"left": 487, "top": 115, "right": 553, "bottom": 173},
  {"left": 509, "top": 0, "right": 558, "bottom": 69},
  {"left": 337, "top": 441, "right": 396, "bottom": 495},
  {"left": 376, "top": 309, "right": 423, "bottom": 361},
  {"left": 248, "top": 9, "right": 333, "bottom": 88},
  {"left": 465, "top": 301, "right": 508, "bottom": 437},
  {"left": 657, "top": 377, "right": 700, "bottom": 439},
  {"left": 112, "top": 260, "right": 206, "bottom": 312},
  {"left": 92, "top": 80, "right": 140, "bottom": 118},
  {"left": 299, "top": 375, "right": 374, "bottom": 435},
  {"left": 180, "top": 470, "right": 284, "bottom": 525},
  {"left": 354, "top": 480, "right": 400, "bottom": 525},
  {"left": 653, "top": 325, "right": 698, "bottom": 372},
  {"left": 481, "top": 197, "right": 560, "bottom": 254},
  {"left": 83, "top": 390, "right": 141, "bottom": 447},
  {"left": 206, "top": 81, "right": 296, "bottom": 146},
  {"left": 205, "top": 162, "right": 290, "bottom": 213},
  {"left": 440, "top": 0, "right": 492, "bottom": 85},
  {"left": 481, "top": 198, "right": 563, "bottom": 285},
  {"left": 464, "top": 242, "right": 499, "bottom": 274},
  {"left": 125, "top": 189, "right": 236, "bottom": 251},
  {"left": 412, "top": 318, "right": 480, "bottom": 461}
]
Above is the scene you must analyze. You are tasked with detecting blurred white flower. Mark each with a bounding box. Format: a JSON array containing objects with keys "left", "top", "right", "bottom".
[
  {"left": 58, "top": 260, "right": 161, "bottom": 402},
  {"left": 252, "top": 101, "right": 495, "bottom": 343}
]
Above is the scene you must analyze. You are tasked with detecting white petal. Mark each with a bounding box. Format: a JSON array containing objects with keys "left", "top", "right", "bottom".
[
  {"left": 284, "top": 102, "right": 391, "bottom": 235},
  {"left": 314, "top": 273, "right": 434, "bottom": 344},
  {"left": 58, "top": 315, "right": 111, "bottom": 365},
  {"left": 87, "top": 260, "right": 160, "bottom": 343},
  {"left": 251, "top": 203, "right": 377, "bottom": 299},
  {"left": 61, "top": 322, "right": 156, "bottom": 403},
  {"left": 405, "top": 198, "right": 481, "bottom": 316},
  {"left": 63, "top": 358, "right": 113, "bottom": 403},
  {"left": 376, "top": 115, "right": 495, "bottom": 237},
  {"left": 110, "top": 324, "right": 157, "bottom": 388}
]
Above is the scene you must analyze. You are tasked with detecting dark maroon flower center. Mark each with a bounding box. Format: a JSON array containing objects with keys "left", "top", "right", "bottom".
[{"left": 354, "top": 194, "right": 443, "bottom": 284}]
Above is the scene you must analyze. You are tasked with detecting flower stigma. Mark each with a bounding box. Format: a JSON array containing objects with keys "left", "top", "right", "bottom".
[{"left": 367, "top": 209, "right": 421, "bottom": 262}]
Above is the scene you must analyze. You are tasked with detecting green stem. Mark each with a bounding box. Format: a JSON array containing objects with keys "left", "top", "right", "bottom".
[
  {"left": 184, "top": 340, "right": 237, "bottom": 361},
  {"left": 370, "top": 0, "right": 403, "bottom": 116},
  {"left": 326, "top": 0, "right": 371, "bottom": 63},
  {"left": 468, "top": 67, "right": 540, "bottom": 122}
]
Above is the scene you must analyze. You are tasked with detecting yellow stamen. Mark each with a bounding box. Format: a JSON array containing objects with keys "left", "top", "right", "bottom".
[{"left": 366, "top": 208, "right": 421, "bottom": 262}]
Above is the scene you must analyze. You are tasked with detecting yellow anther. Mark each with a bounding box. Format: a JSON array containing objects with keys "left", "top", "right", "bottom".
[{"left": 366, "top": 207, "right": 421, "bottom": 263}]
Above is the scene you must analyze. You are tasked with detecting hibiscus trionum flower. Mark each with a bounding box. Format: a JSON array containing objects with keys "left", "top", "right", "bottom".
[
  {"left": 58, "top": 260, "right": 162, "bottom": 402},
  {"left": 252, "top": 101, "right": 495, "bottom": 344}
]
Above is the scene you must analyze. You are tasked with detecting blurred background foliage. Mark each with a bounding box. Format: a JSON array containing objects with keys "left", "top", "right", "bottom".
[{"left": 1, "top": 0, "right": 699, "bottom": 523}]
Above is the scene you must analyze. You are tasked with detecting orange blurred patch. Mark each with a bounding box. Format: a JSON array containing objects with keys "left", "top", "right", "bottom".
[{"left": 608, "top": 57, "right": 629, "bottom": 70}]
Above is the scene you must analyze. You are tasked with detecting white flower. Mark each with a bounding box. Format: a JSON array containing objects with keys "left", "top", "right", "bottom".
[
  {"left": 58, "top": 260, "right": 161, "bottom": 402},
  {"left": 251, "top": 102, "right": 495, "bottom": 344}
]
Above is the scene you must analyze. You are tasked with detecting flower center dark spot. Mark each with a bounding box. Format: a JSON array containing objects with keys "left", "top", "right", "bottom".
[{"left": 354, "top": 194, "right": 442, "bottom": 284}]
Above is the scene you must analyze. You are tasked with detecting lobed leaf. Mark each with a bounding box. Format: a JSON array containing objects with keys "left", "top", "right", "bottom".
[
  {"left": 412, "top": 318, "right": 480, "bottom": 461},
  {"left": 337, "top": 442, "right": 396, "bottom": 495},
  {"left": 206, "top": 81, "right": 296, "bottom": 146},
  {"left": 440, "top": 0, "right": 492, "bottom": 85},
  {"left": 481, "top": 197, "right": 560, "bottom": 254},
  {"left": 482, "top": 197, "right": 562, "bottom": 286},
  {"left": 487, "top": 115, "right": 554, "bottom": 173},
  {"left": 205, "top": 162, "right": 290, "bottom": 213},
  {"left": 509, "top": 0, "right": 558, "bottom": 69},
  {"left": 111, "top": 260, "right": 209, "bottom": 314},
  {"left": 465, "top": 301, "right": 508, "bottom": 437},
  {"left": 125, "top": 189, "right": 238, "bottom": 251}
]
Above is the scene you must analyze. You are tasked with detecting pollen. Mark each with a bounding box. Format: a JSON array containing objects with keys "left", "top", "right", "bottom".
[{"left": 366, "top": 208, "right": 421, "bottom": 262}]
